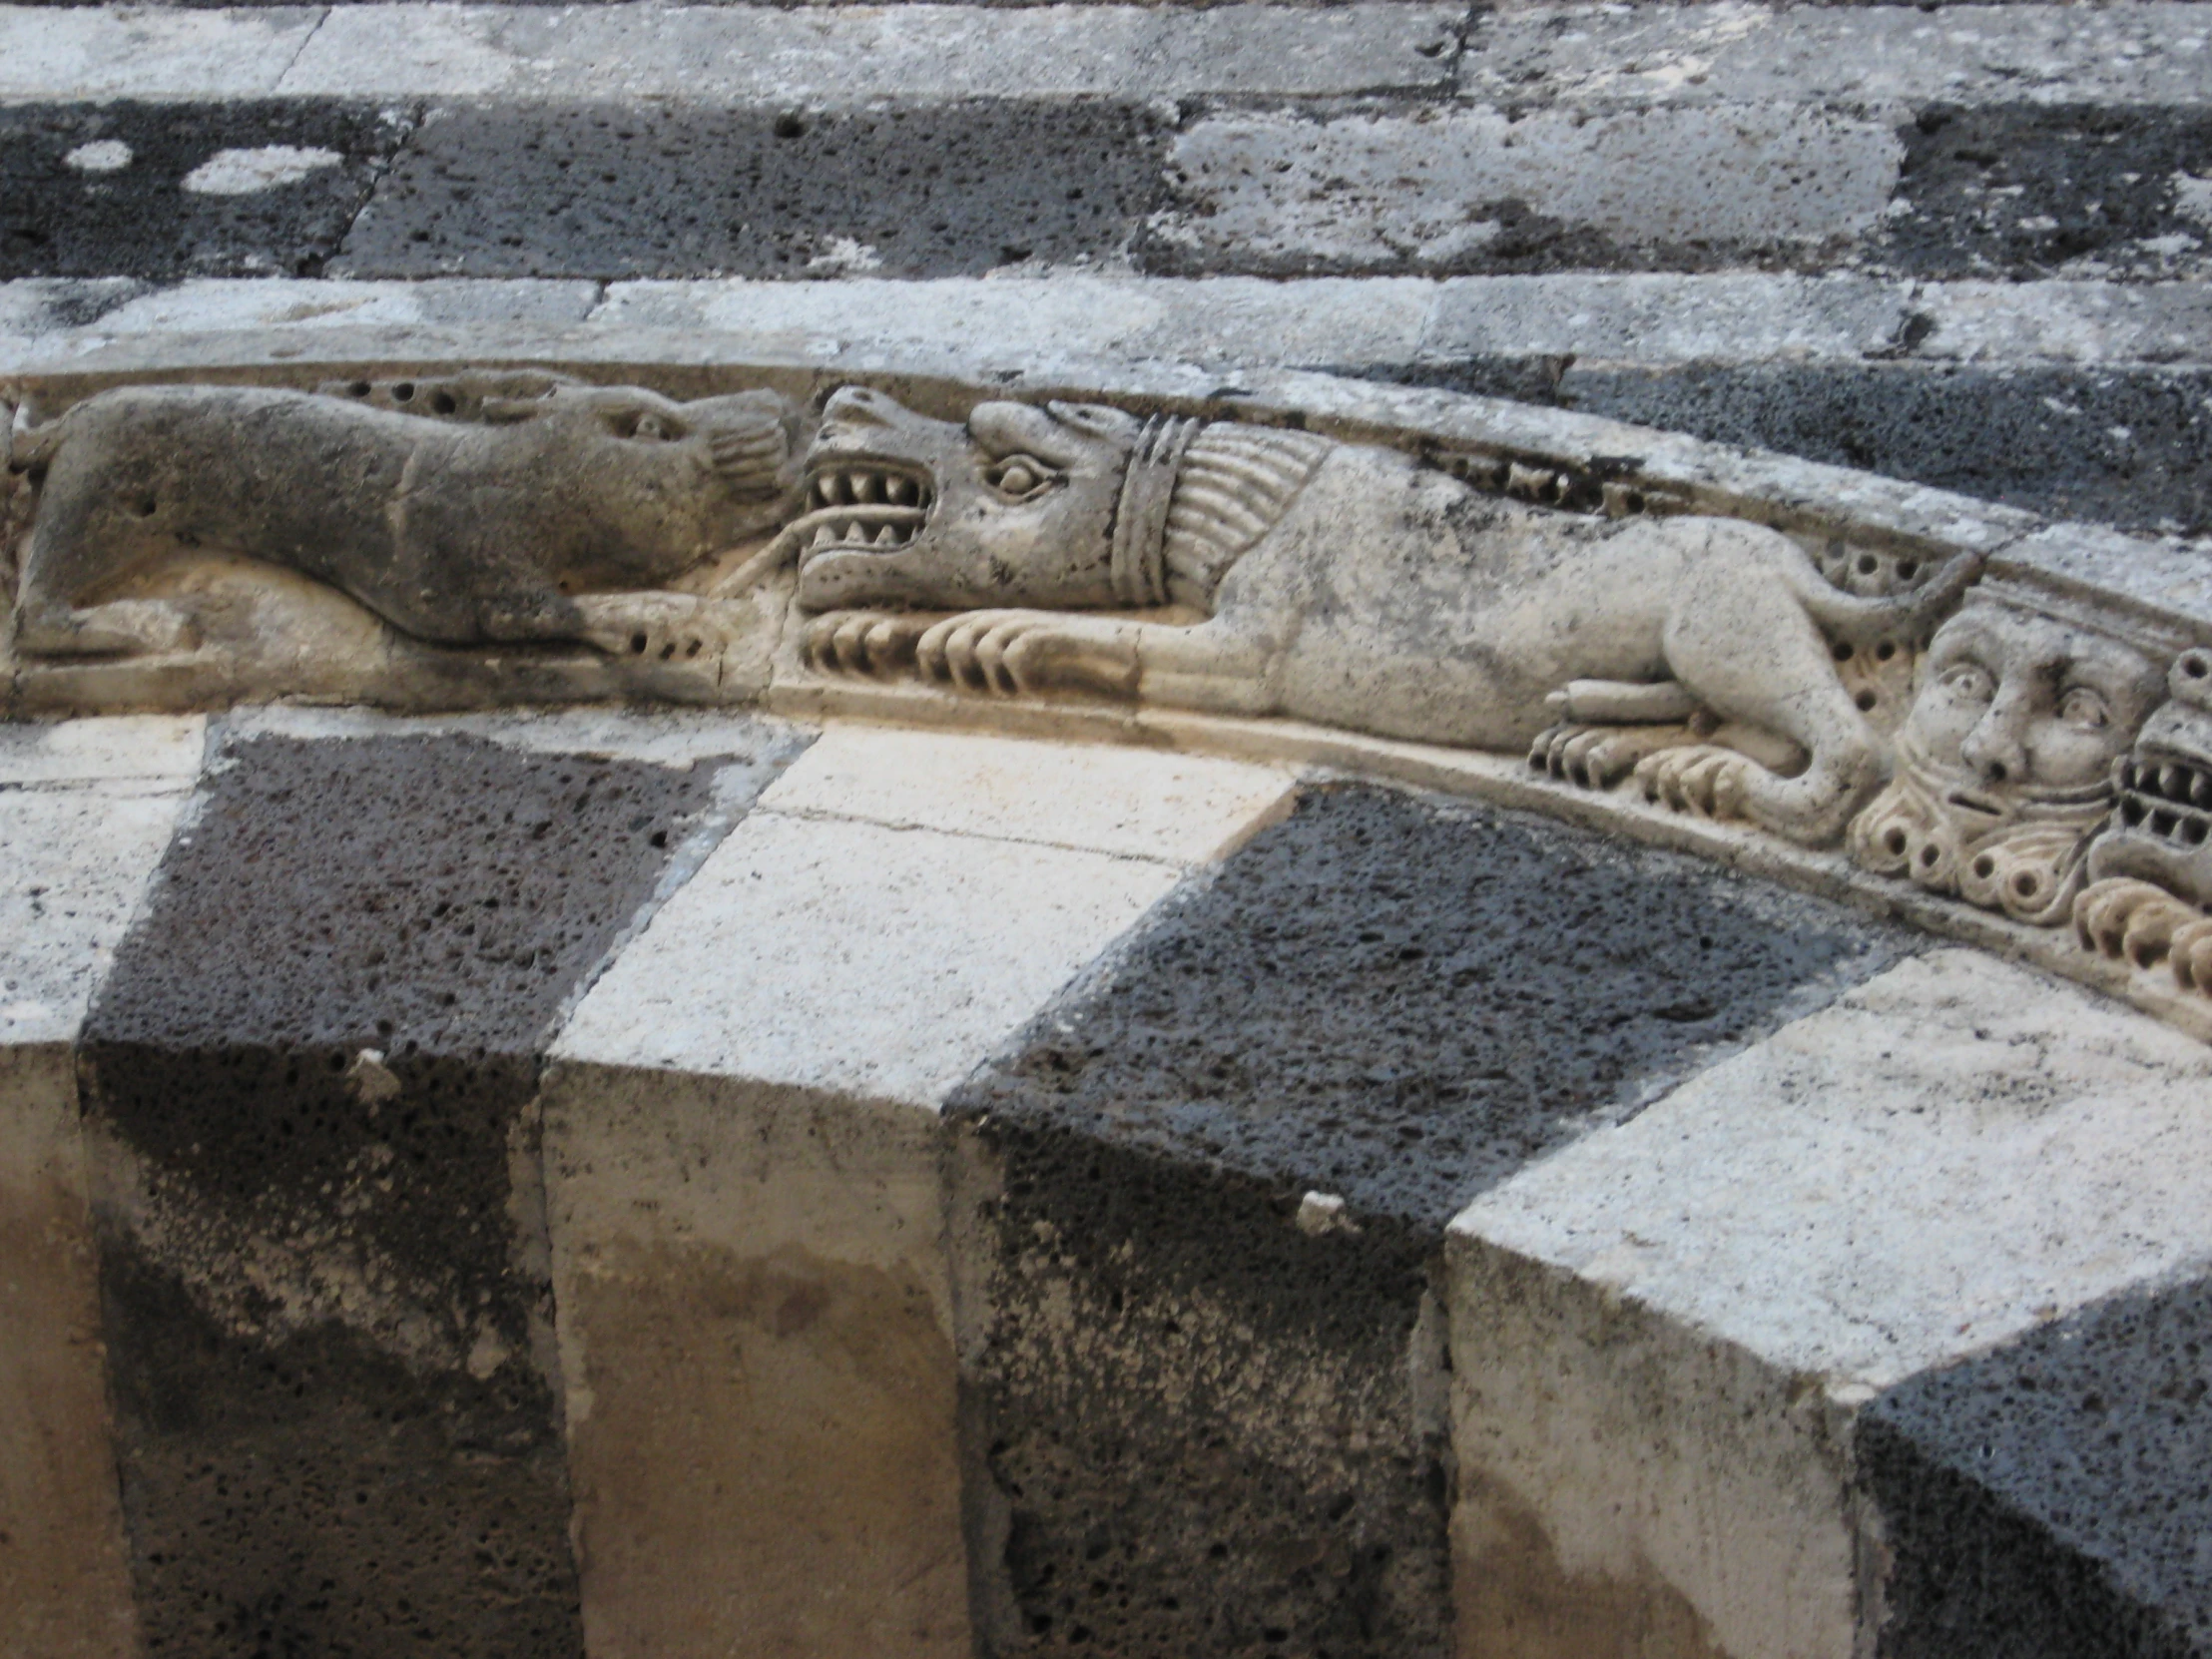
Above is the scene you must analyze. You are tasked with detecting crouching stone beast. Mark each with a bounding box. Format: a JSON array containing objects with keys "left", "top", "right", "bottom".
[
  {"left": 9, "top": 375, "right": 799, "bottom": 661},
  {"left": 793, "top": 386, "right": 1977, "bottom": 845}
]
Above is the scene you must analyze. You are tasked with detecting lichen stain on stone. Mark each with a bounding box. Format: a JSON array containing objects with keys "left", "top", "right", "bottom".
[
  {"left": 564, "top": 1235, "right": 969, "bottom": 1659},
  {"left": 1453, "top": 1470, "right": 1735, "bottom": 1659}
]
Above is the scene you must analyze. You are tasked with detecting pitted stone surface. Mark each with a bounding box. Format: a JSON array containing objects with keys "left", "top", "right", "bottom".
[
  {"left": 958, "top": 784, "right": 1909, "bottom": 1225},
  {"left": 77, "top": 731, "right": 747, "bottom": 1659},
  {"left": 333, "top": 101, "right": 1169, "bottom": 280},
  {"left": 942, "top": 784, "right": 1906, "bottom": 1659},
  {"left": 1, "top": 102, "right": 413, "bottom": 281},
  {"left": 1864, "top": 1274, "right": 2212, "bottom": 1659}
]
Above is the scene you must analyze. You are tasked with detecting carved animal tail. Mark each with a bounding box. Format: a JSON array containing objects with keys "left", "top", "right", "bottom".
[{"left": 1781, "top": 544, "right": 1982, "bottom": 646}]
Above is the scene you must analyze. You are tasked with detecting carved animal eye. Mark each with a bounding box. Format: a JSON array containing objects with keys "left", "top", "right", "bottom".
[
  {"left": 1940, "top": 663, "right": 1995, "bottom": 703},
  {"left": 2058, "top": 686, "right": 2111, "bottom": 730},
  {"left": 985, "top": 455, "right": 1059, "bottom": 500},
  {"left": 606, "top": 408, "right": 682, "bottom": 441}
]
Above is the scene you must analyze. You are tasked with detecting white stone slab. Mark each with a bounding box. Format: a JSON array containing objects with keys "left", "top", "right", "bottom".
[
  {"left": 554, "top": 811, "right": 1178, "bottom": 1104},
  {"left": 88, "top": 278, "right": 601, "bottom": 338},
  {"left": 758, "top": 726, "right": 1294, "bottom": 863},
  {"left": 1421, "top": 273, "right": 1910, "bottom": 363},
  {"left": 1914, "top": 280, "right": 2212, "bottom": 365},
  {"left": 278, "top": 3, "right": 1459, "bottom": 101},
  {"left": 1454, "top": 948, "right": 2212, "bottom": 1387},
  {"left": 1, "top": 719, "right": 203, "bottom": 1047},
  {"left": 0, "top": 5, "right": 323, "bottom": 100}
]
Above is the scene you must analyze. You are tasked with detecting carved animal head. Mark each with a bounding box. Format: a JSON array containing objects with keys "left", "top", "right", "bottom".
[
  {"left": 2086, "top": 647, "right": 2212, "bottom": 905},
  {"left": 1847, "top": 589, "right": 2167, "bottom": 923},
  {"left": 792, "top": 386, "right": 1144, "bottom": 612}
]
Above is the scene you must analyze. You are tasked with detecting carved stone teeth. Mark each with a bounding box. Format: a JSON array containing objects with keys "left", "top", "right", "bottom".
[
  {"left": 2164, "top": 764, "right": 2193, "bottom": 802},
  {"left": 824, "top": 473, "right": 850, "bottom": 505},
  {"left": 853, "top": 473, "right": 881, "bottom": 503},
  {"left": 875, "top": 524, "right": 900, "bottom": 547},
  {"left": 2195, "top": 774, "right": 2212, "bottom": 809},
  {"left": 886, "top": 477, "right": 916, "bottom": 505},
  {"left": 843, "top": 522, "right": 864, "bottom": 543},
  {"left": 811, "top": 524, "right": 836, "bottom": 550}
]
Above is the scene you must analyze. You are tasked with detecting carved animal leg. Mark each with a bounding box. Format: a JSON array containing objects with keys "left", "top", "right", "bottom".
[
  {"left": 571, "top": 592, "right": 734, "bottom": 665},
  {"left": 1659, "top": 562, "right": 1888, "bottom": 845},
  {"left": 2170, "top": 917, "right": 2212, "bottom": 992},
  {"left": 14, "top": 599, "right": 199, "bottom": 658}
]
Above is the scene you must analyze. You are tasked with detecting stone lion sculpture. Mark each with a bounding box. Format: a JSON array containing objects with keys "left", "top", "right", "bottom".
[
  {"left": 8, "top": 373, "right": 799, "bottom": 664},
  {"left": 792, "top": 386, "right": 1977, "bottom": 845}
]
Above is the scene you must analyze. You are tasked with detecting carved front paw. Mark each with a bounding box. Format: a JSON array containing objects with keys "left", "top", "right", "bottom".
[
  {"left": 575, "top": 594, "right": 732, "bottom": 665},
  {"left": 1632, "top": 745, "right": 1754, "bottom": 822},
  {"left": 1531, "top": 723, "right": 1707, "bottom": 792},
  {"left": 802, "top": 610, "right": 937, "bottom": 678},
  {"left": 914, "top": 611, "right": 1139, "bottom": 700}
]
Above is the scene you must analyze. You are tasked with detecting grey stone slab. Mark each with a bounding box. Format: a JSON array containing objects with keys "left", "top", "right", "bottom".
[
  {"left": 1459, "top": 5, "right": 2212, "bottom": 111},
  {"left": 332, "top": 101, "right": 1170, "bottom": 280},
  {"left": 1863, "top": 1273, "right": 2212, "bottom": 1658},
  {"left": 1912, "top": 280, "right": 2212, "bottom": 365},
  {"left": 1, "top": 102, "right": 416, "bottom": 281},
  {"left": 76, "top": 730, "right": 767, "bottom": 1659},
  {"left": 939, "top": 784, "right": 1907, "bottom": 1657},
  {"left": 277, "top": 3, "right": 1462, "bottom": 102}
]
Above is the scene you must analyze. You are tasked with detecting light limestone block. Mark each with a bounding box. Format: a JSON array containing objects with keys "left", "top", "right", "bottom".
[
  {"left": 758, "top": 724, "right": 1295, "bottom": 863},
  {"left": 547, "top": 729, "right": 1287, "bottom": 1658},
  {"left": 0, "top": 5, "right": 322, "bottom": 100},
  {"left": 555, "top": 810, "right": 1182, "bottom": 1103},
  {"left": 1420, "top": 274, "right": 1909, "bottom": 364},
  {"left": 1445, "top": 949, "right": 2212, "bottom": 1659},
  {"left": 0, "top": 717, "right": 195, "bottom": 1658}
]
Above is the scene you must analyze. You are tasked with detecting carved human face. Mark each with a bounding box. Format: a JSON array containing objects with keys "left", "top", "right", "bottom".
[
  {"left": 1905, "top": 603, "right": 2163, "bottom": 799},
  {"left": 1847, "top": 596, "right": 2165, "bottom": 923},
  {"left": 792, "top": 385, "right": 1142, "bottom": 612}
]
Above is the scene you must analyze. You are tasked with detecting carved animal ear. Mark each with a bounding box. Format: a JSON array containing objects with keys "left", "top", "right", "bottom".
[{"left": 1043, "top": 401, "right": 1144, "bottom": 442}]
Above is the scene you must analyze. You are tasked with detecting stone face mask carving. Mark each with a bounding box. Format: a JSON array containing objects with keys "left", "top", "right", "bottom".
[
  {"left": 2072, "top": 648, "right": 2212, "bottom": 987},
  {"left": 797, "top": 386, "right": 1979, "bottom": 846},
  {"left": 1846, "top": 584, "right": 2169, "bottom": 924},
  {"left": 9, "top": 376, "right": 799, "bottom": 660}
]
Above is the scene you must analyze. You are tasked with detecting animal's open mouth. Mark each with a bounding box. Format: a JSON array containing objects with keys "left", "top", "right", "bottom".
[
  {"left": 2118, "top": 751, "right": 2212, "bottom": 848},
  {"left": 791, "top": 462, "right": 934, "bottom": 561}
]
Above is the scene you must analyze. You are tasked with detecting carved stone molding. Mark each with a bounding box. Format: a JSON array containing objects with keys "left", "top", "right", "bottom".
[{"left": 8, "top": 339, "right": 2212, "bottom": 1040}]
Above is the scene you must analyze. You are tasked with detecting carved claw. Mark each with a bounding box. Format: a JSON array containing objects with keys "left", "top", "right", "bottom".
[
  {"left": 914, "top": 610, "right": 1140, "bottom": 700},
  {"left": 1531, "top": 723, "right": 1707, "bottom": 791},
  {"left": 573, "top": 593, "right": 734, "bottom": 666},
  {"left": 2171, "top": 917, "right": 2212, "bottom": 992},
  {"left": 1632, "top": 745, "right": 1753, "bottom": 822},
  {"left": 801, "top": 610, "right": 935, "bottom": 678},
  {"left": 2072, "top": 877, "right": 2196, "bottom": 967}
]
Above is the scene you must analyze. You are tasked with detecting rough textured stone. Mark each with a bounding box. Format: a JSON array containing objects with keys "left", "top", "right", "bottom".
[
  {"left": 1, "top": 103, "right": 414, "bottom": 281},
  {"left": 1449, "top": 949, "right": 2212, "bottom": 1659},
  {"left": 544, "top": 726, "right": 1286, "bottom": 1658},
  {"left": 333, "top": 102, "right": 1170, "bottom": 280},
  {"left": 1864, "top": 1274, "right": 2212, "bottom": 1659},
  {"left": 942, "top": 784, "right": 1906, "bottom": 1658},
  {"left": 76, "top": 731, "right": 744, "bottom": 1659}
]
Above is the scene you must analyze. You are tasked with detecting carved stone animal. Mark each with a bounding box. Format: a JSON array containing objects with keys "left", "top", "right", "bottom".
[
  {"left": 793, "top": 385, "right": 1979, "bottom": 844},
  {"left": 8, "top": 377, "right": 798, "bottom": 660}
]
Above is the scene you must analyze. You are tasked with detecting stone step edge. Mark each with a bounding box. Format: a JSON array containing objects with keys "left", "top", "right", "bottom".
[{"left": 8, "top": 276, "right": 2212, "bottom": 373}]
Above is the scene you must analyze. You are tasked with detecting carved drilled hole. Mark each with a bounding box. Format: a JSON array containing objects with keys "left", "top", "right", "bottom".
[
  {"left": 2187, "top": 652, "right": 2212, "bottom": 680},
  {"left": 684, "top": 639, "right": 702, "bottom": 658},
  {"left": 1885, "top": 828, "right": 1909, "bottom": 856},
  {"left": 1855, "top": 690, "right": 1879, "bottom": 712},
  {"left": 1972, "top": 854, "right": 1997, "bottom": 879},
  {"left": 393, "top": 382, "right": 416, "bottom": 403},
  {"left": 1856, "top": 554, "right": 1880, "bottom": 576},
  {"left": 1898, "top": 559, "right": 1920, "bottom": 580},
  {"left": 431, "top": 391, "right": 458, "bottom": 415},
  {"left": 2013, "top": 872, "right": 2038, "bottom": 898},
  {"left": 1832, "top": 642, "right": 1854, "bottom": 662},
  {"left": 1920, "top": 845, "right": 1942, "bottom": 868},
  {"left": 1875, "top": 641, "right": 1897, "bottom": 662},
  {"left": 345, "top": 380, "right": 370, "bottom": 397},
  {"left": 129, "top": 495, "right": 158, "bottom": 517},
  {"left": 628, "top": 632, "right": 648, "bottom": 654}
]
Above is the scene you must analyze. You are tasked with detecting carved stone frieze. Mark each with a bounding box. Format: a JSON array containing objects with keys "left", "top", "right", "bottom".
[{"left": 11, "top": 355, "right": 2212, "bottom": 1026}]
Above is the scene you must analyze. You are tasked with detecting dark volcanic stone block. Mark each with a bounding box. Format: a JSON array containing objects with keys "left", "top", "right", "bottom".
[
  {"left": 80, "top": 733, "right": 722, "bottom": 1659},
  {"left": 1862, "top": 1274, "right": 2212, "bottom": 1659},
  {"left": 334, "top": 101, "right": 1168, "bottom": 279},
  {"left": 946, "top": 785, "right": 1907, "bottom": 1659},
  {"left": 0, "top": 102, "right": 413, "bottom": 281},
  {"left": 1394, "top": 359, "right": 2212, "bottom": 536}
]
